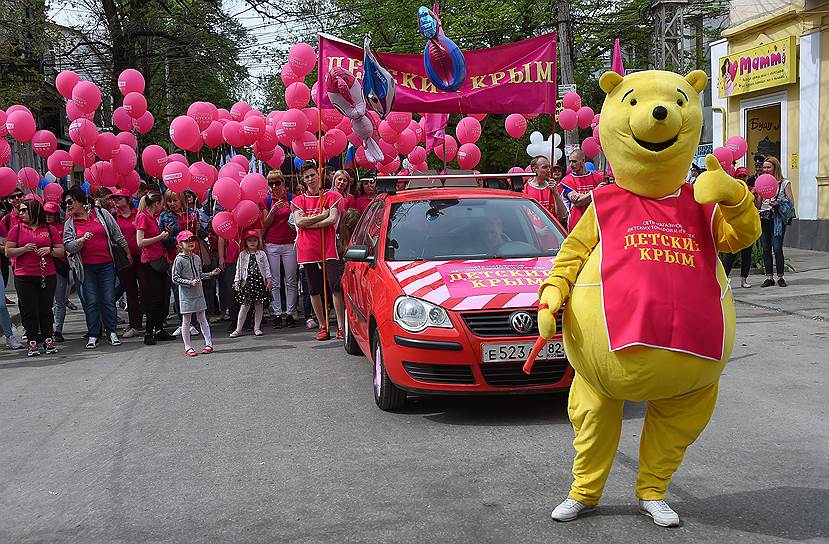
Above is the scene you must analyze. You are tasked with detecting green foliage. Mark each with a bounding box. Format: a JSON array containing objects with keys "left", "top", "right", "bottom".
[{"left": 0, "top": 0, "right": 49, "bottom": 110}]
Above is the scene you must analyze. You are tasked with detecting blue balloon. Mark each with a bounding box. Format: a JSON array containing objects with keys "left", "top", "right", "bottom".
[
  {"left": 81, "top": 181, "right": 91, "bottom": 195},
  {"left": 419, "top": 7, "right": 466, "bottom": 92},
  {"left": 585, "top": 162, "right": 596, "bottom": 172},
  {"left": 293, "top": 156, "right": 304, "bottom": 171},
  {"left": 38, "top": 178, "right": 49, "bottom": 189},
  {"left": 363, "top": 35, "right": 396, "bottom": 118}
]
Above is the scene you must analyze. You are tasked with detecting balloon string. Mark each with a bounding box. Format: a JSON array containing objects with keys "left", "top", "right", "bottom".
[{"left": 317, "top": 101, "right": 329, "bottom": 329}]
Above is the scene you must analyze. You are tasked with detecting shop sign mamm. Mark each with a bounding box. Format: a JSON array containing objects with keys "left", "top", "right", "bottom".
[{"left": 717, "top": 36, "right": 796, "bottom": 98}]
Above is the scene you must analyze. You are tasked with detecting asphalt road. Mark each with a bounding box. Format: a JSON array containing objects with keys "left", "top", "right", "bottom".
[{"left": 1, "top": 303, "right": 827, "bottom": 544}]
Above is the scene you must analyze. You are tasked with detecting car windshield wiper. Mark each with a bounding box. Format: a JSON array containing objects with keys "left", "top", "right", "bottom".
[{"left": 431, "top": 253, "right": 491, "bottom": 259}]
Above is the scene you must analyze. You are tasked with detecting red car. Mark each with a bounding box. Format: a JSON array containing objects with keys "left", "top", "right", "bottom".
[{"left": 342, "top": 186, "right": 572, "bottom": 410}]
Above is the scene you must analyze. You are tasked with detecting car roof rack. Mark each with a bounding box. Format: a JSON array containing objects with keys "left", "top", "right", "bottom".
[{"left": 374, "top": 171, "right": 529, "bottom": 195}]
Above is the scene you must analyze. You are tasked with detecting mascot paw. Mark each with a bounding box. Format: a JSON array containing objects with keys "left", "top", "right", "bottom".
[
  {"left": 694, "top": 155, "right": 745, "bottom": 206},
  {"left": 538, "top": 286, "right": 562, "bottom": 339}
]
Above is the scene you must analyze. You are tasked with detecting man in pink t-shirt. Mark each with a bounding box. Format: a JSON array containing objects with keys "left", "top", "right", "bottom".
[{"left": 291, "top": 163, "right": 343, "bottom": 341}]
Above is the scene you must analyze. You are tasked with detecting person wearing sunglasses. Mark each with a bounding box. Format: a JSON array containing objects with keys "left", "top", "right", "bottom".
[
  {"left": 4, "top": 199, "right": 64, "bottom": 356},
  {"left": 135, "top": 191, "right": 174, "bottom": 345},
  {"left": 0, "top": 189, "right": 26, "bottom": 306},
  {"left": 111, "top": 189, "right": 143, "bottom": 338},
  {"left": 262, "top": 170, "right": 298, "bottom": 328}
]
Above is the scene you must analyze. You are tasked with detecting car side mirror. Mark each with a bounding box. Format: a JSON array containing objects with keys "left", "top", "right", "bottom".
[{"left": 343, "top": 244, "right": 373, "bottom": 262}]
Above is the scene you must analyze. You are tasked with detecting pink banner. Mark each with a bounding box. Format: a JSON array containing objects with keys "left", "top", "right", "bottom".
[
  {"left": 436, "top": 259, "right": 554, "bottom": 298},
  {"left": 318, "top": 33, "right": 557, "bottom": 115}
]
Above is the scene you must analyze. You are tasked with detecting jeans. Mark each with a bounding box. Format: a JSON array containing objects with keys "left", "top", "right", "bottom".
[
  {"left": 721, "top": 245, "right": 752, "bottom": 279},
  {"left": 760, "top": 218, "right": 786, "bottom": 276},
  {"left": 265, "top": 243, "right": 298, "bottom": 316},
  {"left": 16, "top": 275, "right": 56, "bottom": 343},
  {"left": 81, "top": 262, "right": 118, "bottom": 337},
  {"left": 54, "top": 272, "right": 68, "bottom": 333},
  {"left": 115, "top": 260, "right": 143, "bottom": 329},
  {"left": 0, "top": 273, "right": 15, "bottom": 338}
]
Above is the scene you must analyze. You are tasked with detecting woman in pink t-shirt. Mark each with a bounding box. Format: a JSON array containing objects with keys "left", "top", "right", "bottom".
[
  {"left": 263, "top": 170, "right": 298, "bottom": 328},
  {"left": 111, "top": 188, "right": 142, "bottom": 336},
  {"left": 332, "top": 170, "right": 356, "bottom": 214},
  {"left": 5, "top": 198, "right": 65, "bottom": 356},
  {"left": 354, "top": 177, "right": 377, "bottom": 215},
  {"left": 135, "top": 191, "right": 174, "bottom": 345}
]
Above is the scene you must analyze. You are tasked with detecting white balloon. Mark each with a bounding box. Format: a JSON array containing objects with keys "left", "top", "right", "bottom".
[
  {"left": 554, "top": 148, "right": 563, "bottom": 162},
  {"left": 526, "top": 131, "right": 555, "bottom": 161},
  {"left": 554, "top": 133, "right": 562, "bottom": 148}
]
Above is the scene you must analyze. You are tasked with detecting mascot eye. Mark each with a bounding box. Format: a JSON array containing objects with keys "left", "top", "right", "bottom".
[
  {"left": 630, "top": 99, "right": 637, "bottom": 106},
  {"left": 677, "top": 99, "right": 684, "bottom": 106}
]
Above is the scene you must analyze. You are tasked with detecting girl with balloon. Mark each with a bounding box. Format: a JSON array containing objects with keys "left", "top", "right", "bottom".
[{"left": 756, "top": 156, "right": 795, "bottom": 287}]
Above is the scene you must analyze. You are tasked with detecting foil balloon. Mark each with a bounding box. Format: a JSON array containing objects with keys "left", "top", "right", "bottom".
[
  {"left": 362, "top": 35, "right": 396, "bottom": 119},
  {"left": 418, "top": 6, "right": 466, "bottom": 92},
  {"left": 326, "top": 67, "right": 383, "bottom": 164}
]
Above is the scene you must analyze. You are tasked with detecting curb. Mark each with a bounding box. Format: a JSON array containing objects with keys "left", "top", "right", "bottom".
[{"left": 734, "top": 298, "right": 827, "bottom": 321}]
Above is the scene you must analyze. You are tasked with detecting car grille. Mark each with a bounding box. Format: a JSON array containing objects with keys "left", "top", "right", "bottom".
[
  {"left": 481, "top": 360, "right": 569, "bottom": 388},
  {"left": 462, "top": 310, "right": 564, "bottom": 337},
  {"left": 403, "top": 362, "right": 475, "bottom": 385}
]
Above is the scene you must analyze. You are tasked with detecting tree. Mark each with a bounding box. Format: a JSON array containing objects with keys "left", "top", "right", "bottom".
[{"left": 0, "top": 0, "right": 49, "bottom": 109}]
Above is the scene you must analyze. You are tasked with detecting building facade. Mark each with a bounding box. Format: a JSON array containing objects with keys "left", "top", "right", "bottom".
[{"left": 711, "top": 0, "right": 829, "bottom": 250}]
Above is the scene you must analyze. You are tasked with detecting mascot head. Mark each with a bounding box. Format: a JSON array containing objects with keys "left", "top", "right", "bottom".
[{"left": 598, "top": 70, "right": 707, "bottom": 198}]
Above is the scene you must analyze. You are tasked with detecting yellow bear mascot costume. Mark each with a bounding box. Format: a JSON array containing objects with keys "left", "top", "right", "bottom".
[{"left": 538, "top": 69, "right": 760, "bottom": 527}]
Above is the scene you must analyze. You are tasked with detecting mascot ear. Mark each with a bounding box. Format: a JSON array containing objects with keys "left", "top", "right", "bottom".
[
  {"left": 599, "top": 71, "right": 624, "bottom": 95},
  {"left": 685, "top": 70, "right": 708, "bottom": 94}
]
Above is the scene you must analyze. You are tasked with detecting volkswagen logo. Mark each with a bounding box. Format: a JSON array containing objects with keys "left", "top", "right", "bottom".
[{"left": 510, "top": 311, "right": 533, "bottom": 334}]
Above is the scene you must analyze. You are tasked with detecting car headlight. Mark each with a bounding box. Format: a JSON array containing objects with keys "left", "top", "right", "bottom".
[{"left": 393, "top": 296, "right": 453, "bottom": 333}]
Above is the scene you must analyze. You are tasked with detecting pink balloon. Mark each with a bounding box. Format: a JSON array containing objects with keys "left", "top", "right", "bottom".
[
  {"left": 141, "top": 145, "right": 168, "bottom": 178},
  {"left": 468, "top": 114, "right": 487, "bottom": 122},
  {"left": 322, "top": 129, "right": 347, "bottom": 157},
  {"left": 190, "top": 161, "right": 216, "bottom": 193},
  {"left": 65, "top": 101, "right": 92, "bottom": 123},
  {"left": 581, "top": 137, "right": 601, "bottom": 159},
  {"left": 218, "top": 162, "right": 247, "bottom": 184},
  {"left": 713, "top": 147, "right": 734, "bottom": 166},
  {"left": 754, "top": 174, "right": 778, "bottom": 199},
  {"left": 112, "top": 144, "right": 137, "bottom": 175},
  {"left": 32, "top": 130, "right": 57, "bottom": 158},
  {"left": 123, "top": 92, "right": 147, "bottom": 119},
  {"left": 321, "top": 108, "right": 343, "bottom": 130},
  {"left": 118, "top": 170, "right": 141, "bottom": 195},
  {"left": 187, "top": 101, "right": 216, "bottom": 131},
  {"left": 524, "top": 113, "right": 540, "bottom": 120},
  {"left": 558, "top": 109, "right": 578, "bottom": 131},
  {"left": 379, "top": 120, "right": 399, "bottom": 144},
  {"left": 288, "top": 43, "right": 317, "bottom": 77},
  {"left": 0, "top": 109, "right": 6, "bottom": 138},
  {"left": 116, "top": 131, "right": 138, "bottom": 150},
  {"left": 6, "top": 105, "right": 31, "bottom": 116},
  {"left": 337, "top": 116, "right": 353, "bottom": 135},
  {"left": 387, "top": 112, "right": 413, "bottom": 133},
  {"left": 0, "top": 138, "right": 10, "bottom": 167},
  {"left": 244, "top": 110, "right": 264, "bottom": 121},
  {"left": 212, "top": 211, "right": 238, "bottom": 240},
  {"left": 240, "top": 172, "right": 268, "bottom": 202},
  {"left": 242, "top": 115, "right": 266, "bottom": 145},
  {"left": 434, "top": 135, "right": 458, "bottom": 162},
  {"left": 591, "top": 114, "right": 601, "bottom": 129},
  {"left": 303, "top": 108, "right": 320, "bottom": 132},
  {"left": 232, "top": 199, "right": 260, "bottom": 228},
  {"left": 456, "top": 143, "right": 481, "bottom": 169},
  {"left": 355, "top": 147, "right": 373, "bottom": 168},
  {"left": 267, "top": 147, "right": 286, "bottom": 169},
  {"left": 170, "top": 115, "right": 200, "bottom": 150},
  {"left": 217, "top": 108, "right": 231, "bottom": 121},
  {"left": 47, "top": 150, "right": 73, "bottom": 177},
  {"left": 292, "top": 131, "right": 319, "bottom": 160},
  {"left": 230, "top": 101, "right": 252, "bottom": 121},
  {"left": 259, "top": 126, "right": 277, "bottom": 150},
  {"left": 88, "top": 161, "right": 114, "bottom": 187},
  {"left": 267, "top": 110, "right": 284, "bottom": 128},
  {"left": 285, "top": 82, "right": 311, "bottom": 110},
  {"left": 592, "top": 125, "right": 601, "bottom": 145},
  {"left": 222, "top": 120, "right": 246, "bottom": 148},
  {"left": 504, "top": 114, "right": 527, "bottom": 139},
  {"left": 311, "top": 82, "right": 319, "bottom": 106},
  {"left": 253, "top": 142, "right": 274, "bottom": 161},
  {"left": 133, "top": 111, "right": 154, "bottom": 134},
  {"left": 201, "top": 120, "right": 224, "bottom": 148},
  {"left": 69, "top": 119, "right": 98, "bottom": 148},
  {"left": 0, "top": 167, "right": 17, "bottom": 196},
  {"left": 167, "top": 153, "right": 189, "bottom": 166},
  {"left": 162, "top": 161, "right": 191, "bottom": 192},
  {"left": 408, "top": 146, "right": 426, "bottom": 165},
  {"left": 214, "top": 177, "right": 242, "bottom": 209},
  {"left": 6, "top": 110, "right": 36, "bottom": 142},
  {"left": 118, "top": 69, "right": 145, "bottom": 95},
  {"left": 562, "top": 92, "right": 581, "bottom": 111},
  {"left": 112, "top": 107, "right": 133, "bottom": 132},
  {"left": 69, "top": 144, "right": 96, "bottom": 168},
  {"left": 395, "top": 129, "right": 417, "bottom": 155},
  {"left": 456, "top": 117, "right": 482, "bottom": 145},
  {"left": 347, "top": 130, "right": 362, "bottom": 149},
  {"left": 725, "top": 136, "right": 748, "bottom": 161},
  {"left": 409, "top": 120, "right": 424, "bottom": 142},
  {"left": 94, "top": 132, "right": 119, "bottom": 160},
  {"left": 577, "top": 107, "right": 595, "bottom": 129},
  {"left": 378, "top": 139, "right": 397, "bottom": 165},
  {"left": 56, "top": 71, "right": 80, "bottom": 99},
  {"left": 71, "top": 81, "right": 102, "bottom": 114},
  {"left": 43, "top": 182, "right": 63, "bottom": 203},
  {"left": 280, "top": 64, "right": 302, "bottom": 86},
  {"left": 17, "top": 167, "right": 40, "bottom": 190},
  {"left": 229, "top": 155, "right": 250, "bottom": 170},
  {"left": 281, "top": 109, "right": 308, "bottom": 141}
]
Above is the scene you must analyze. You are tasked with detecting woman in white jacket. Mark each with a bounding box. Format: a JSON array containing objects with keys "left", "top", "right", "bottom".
[{"left": 230, "top": 230, "right": 273, "bottom": 337}]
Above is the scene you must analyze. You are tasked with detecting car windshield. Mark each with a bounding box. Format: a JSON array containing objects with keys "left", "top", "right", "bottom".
[{"left": 384, "top": 197, "right": 565, "bottom": 261}]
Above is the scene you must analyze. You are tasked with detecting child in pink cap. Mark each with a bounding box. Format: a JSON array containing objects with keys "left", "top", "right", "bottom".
[{"left": 171, "top": 230, "right": 221, "bottom": 356}]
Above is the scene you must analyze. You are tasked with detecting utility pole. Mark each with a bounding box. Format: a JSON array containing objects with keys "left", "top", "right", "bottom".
[
  {"left": 652, "top": 0, "right": 688, "bottom": 71},
  {"left": 556, "top": 1, "right": 578, "bottom": 150}
]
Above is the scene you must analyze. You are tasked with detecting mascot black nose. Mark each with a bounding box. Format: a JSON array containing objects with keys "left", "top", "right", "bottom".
[{"left": 652, "top": 106, "right": 668, "bottom": 120}]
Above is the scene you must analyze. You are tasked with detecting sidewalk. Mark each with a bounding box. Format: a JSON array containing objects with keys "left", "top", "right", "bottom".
[{"left": 729, "top": 248, "right": 829, "bottom": 320}]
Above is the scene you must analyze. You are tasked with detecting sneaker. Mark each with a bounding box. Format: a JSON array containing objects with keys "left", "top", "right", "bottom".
[
  {"left": 286, "top": 315, "right": 297, "bottom": 328},
  {"left": 154, "top": 330, "right": 176, "bottom": 341},
  {"left": 315, "top": 328, "right": 330, "bottom": 341},
  {"left": 122, "top": 327, "right": 137, "bottom": 338},
  {"left": 777, "top": 277, "right": 787, "bottom": 287},
  {"left": 44, "top": 338, "right": 58, "bottom": 354},
  {"left": 551, "top": 498, "right": 595, "bottom": 522},
  {"left": 86, "top": 337, "right": 98, "bottom": 349},
  {"left": 273, "top": 315, "right": 283, "bottom": 329},
  {"left": 144, "top": 333, "right": 155, "bottom": 345},
  {"left": 27, "top": 340, "right": 40, "bottom": 357},
  {"left": 6, "top": 334, "right": 23, "bottom": 350},
  {"left": 109, "top": 332, "right": 121, "bottom": 346},
  {"left": 54, "top": 332, "right": 66, "bottom": 343},
  {"left": 306, "top": 318, "right": 318, "bottom": 329},
  {"left": 761, "top": 278, "right": 775, "bottom": 287},
  {"left": 189, "top": 325, "right": 199, "bottom": 336},
  {"left": 209, "top": 315, "right": 222, "bottom": 324},
  {"left": 65, "top": 300, "right": 77, "bottom": 310},
  {"left": 638, "top": 499, "right": 680, "bottom": 527},
  {"left": 740, "top": 279, "right": 752, "bottom": 288},
  {"left": 173, "top": 326, "right": 182, "bottom": 336},
  {"left": 6, "top": 296, "right": 15, "bottom": 305},
  {"left": 229, "top": 330, "right": 241, "bottom": 338}
]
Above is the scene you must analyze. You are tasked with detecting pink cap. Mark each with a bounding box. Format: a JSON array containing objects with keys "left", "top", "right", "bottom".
[
  {"left": 176, "top": 230, "right": 195, "bottom": 243},
  {"left": 44, "top": 202, "right": 60, "bottom": 214},
  {"left": 113, "top": 188, "right": 133, "bottom": 198}
]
